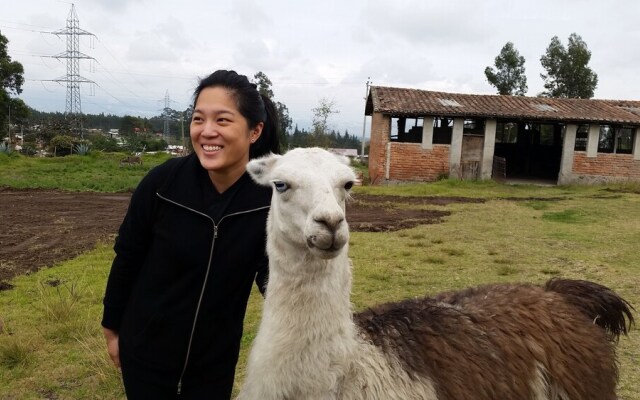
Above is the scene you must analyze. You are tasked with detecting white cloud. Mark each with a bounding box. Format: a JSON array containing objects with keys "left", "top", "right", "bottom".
[{"left": 4, "top": 0, "right": 640, "bottom": 132}]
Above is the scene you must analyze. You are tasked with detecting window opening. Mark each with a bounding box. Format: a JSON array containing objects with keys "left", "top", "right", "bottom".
[
  {"left": 433, "top": 117, "right": 452, "bottom": 144},
  {"left": 574, "top": 125, "right": 589, "bottom": 151}
]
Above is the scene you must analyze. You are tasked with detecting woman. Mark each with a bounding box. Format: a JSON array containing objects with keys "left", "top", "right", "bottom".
[{"left": 102, "top": 70, "right": 280, "bottom": 399}]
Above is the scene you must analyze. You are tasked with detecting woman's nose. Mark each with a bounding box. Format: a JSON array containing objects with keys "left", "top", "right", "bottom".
[{"left": 202, "top": 121, "right": 219, "bottom": 137}]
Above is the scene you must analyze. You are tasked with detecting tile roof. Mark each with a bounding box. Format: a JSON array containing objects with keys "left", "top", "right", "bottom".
[{"left": 365, "top": 86, "right": 640, "bottom": 125}]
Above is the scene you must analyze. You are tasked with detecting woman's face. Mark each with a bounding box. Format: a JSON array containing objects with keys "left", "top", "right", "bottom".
[{"left": 190, "top": 87, "right": 262, "bottom": 181}]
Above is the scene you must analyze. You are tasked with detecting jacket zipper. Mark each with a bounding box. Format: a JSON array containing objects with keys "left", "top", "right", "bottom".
[{"left": 156, "top": 193, "right": 269, "bottom": 395}]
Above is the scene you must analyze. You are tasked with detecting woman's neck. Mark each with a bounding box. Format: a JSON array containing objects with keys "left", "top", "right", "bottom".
[{"left": 208, "top": 164, "right": 246, "bottom": 193}]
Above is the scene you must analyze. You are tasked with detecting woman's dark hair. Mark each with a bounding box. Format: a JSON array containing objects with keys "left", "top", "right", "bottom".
[{"left": 192, "top": 70, "right": 281, "bottom": 158}]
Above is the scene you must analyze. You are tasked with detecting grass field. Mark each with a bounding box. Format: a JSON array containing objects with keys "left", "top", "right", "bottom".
[
  {"left": 0, "top": 154, "right": 638, "bottom": 399},
  {"left": 0, "top": 151, "right": 172, "bottom": 192}
]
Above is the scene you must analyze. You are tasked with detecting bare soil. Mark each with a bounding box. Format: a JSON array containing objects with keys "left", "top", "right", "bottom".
[{"left": 0, "top": 188, "right": 483, "bottom": 290}]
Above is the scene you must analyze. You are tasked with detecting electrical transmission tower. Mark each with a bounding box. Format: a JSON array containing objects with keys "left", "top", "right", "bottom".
[
  {"left": 163, "top": 90, "right": 171, "bottom": 138},
  {"left": 51, "top": 4, "right": 96, "bottom": 136}
]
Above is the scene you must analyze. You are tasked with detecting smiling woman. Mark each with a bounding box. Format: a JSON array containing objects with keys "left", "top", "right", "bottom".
[
  {"left": 101, "top": 70, "right": 281, "bottom": 399},
  {"left": 190, "top": 87, "right": 262, "bottom": 192}
]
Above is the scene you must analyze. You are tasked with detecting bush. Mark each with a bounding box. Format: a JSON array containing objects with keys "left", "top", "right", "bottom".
[
  {"left": 0, "top": 142, "right": 11, "bottom": 155},
  {"left": 49, "top": 135, "right": 75, "bottom": 156},
  {"left": 19, "top": 144, "right": 38, "bottom": 156},
  {"left": 89, "top": 134, "right": 121, "bottom": 152}
]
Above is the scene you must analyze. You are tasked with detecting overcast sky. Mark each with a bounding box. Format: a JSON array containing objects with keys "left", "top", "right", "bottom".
[{"left": 3, "top": 0, "right": 639, "bottom": 136}]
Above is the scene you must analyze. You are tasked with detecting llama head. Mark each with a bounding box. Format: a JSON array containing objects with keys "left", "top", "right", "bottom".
[{"left": 248, "top": 147, "right": 356, "bottom": 260}]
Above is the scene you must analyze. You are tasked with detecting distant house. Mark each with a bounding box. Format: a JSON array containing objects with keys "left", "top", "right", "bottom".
[
  {"left": 365, "top": 86, "right": 640, "bottom": 184},
  {"left": 329, "top": 148, "right": 359, "bottom": 158}
]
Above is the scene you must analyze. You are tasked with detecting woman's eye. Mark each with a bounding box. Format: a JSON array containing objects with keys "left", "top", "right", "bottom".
[
  {"left": 344, "top": 181, "right": 354, "bottom": 190},
  {"left": 273, "top": 181, "right": 290, "bottom": 193}
]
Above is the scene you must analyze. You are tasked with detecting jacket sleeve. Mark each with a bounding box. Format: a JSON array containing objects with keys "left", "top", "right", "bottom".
[{"left": 101, "top": 171, "right": 159, "bottom": 331}]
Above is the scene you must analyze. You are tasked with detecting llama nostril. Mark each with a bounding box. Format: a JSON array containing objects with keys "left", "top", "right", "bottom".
[{"left": 314, "top": 217, "right": 344, "bottom": 231}]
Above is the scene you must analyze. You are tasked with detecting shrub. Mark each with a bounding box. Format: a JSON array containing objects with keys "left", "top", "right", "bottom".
[
  {"left": 0, "top": 142, "right": 12, "bottom": 154},
  {"left": 74, "top": 143, "right": 91, "bottom": 155},
  {"left": 19, "top": 145, "right": 38, "bottom": 156},
  {"left": 49, "top": 135, "right": 75, "bottom": 156},
  {"left": 89, "top": 135, "right": 121, "bottom": 152}
]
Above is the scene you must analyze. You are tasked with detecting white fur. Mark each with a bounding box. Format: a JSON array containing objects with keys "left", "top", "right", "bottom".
[{"left": 239, "top": 148, "right": 438, "bottom": 400}]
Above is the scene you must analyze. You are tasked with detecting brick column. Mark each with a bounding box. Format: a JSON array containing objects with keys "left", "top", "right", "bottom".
[
  {"left": 368, "top": 113, "right": 390, "bottom": 184},
  {"left": 558, "top": 124, "right": 577, "bottom": 184},
  {"left": 481, "top": 119, "right": 497, "bottom": 179},
  {"left": 634, "top": 128, "right": 640, "bottom": 161}
]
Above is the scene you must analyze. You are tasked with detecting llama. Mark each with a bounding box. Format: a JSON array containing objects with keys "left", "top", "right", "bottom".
[{"left": 240, "top": 147, "right": 634, "bottom": 400}]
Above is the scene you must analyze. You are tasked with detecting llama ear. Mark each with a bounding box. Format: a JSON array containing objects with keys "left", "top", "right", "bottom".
[
  {"left": 332, "top": 153, "right": 351, "bottom": 166},
  {"left": 247, "top": 153, "right": 281, "bottom": 185}
]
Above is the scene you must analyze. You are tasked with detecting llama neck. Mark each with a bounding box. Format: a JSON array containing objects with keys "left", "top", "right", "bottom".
[
  {"left": 263, "top": 236, "right": 355, "bottom": 339},
  {"left": 242, "top": 237, "right": 360, "bottom": 398}
]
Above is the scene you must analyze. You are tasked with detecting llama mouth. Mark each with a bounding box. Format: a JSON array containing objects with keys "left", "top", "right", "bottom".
[{"left": 307, "top": 237, "right": 343, "bottom": 256}]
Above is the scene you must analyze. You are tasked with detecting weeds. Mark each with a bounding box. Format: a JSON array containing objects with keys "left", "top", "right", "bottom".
[
  {"left": 540, "top": 267, "right": 561, "bottom": 276},
  {"left": 38, "top": 279, "right": 81, "bottom": 323},
  {"left": 0, "top": 337, "right": 34, "bottom": 369},
  {"left": 75, "top": 331, "right": 123, "bottom": 390},
  {"left": 441, "top": 248, "right": 465, "bottom": 256},
  {"left": 542, "top": 209, "right": 585, "bottom": 223},
  {"left": 496, "top": 265, "right": 519, "bottom": 276}
]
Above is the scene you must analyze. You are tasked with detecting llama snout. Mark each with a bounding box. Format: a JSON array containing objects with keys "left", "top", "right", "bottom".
[{"left": 305, "top": 209, "right": 349, "bottom": 258}]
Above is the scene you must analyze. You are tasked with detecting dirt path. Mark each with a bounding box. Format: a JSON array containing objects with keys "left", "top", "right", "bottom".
[{"left": 0, "top": 188, "right": 482, "bottom": 290}]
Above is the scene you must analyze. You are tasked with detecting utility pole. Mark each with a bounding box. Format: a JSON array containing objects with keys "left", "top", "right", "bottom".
[
  {"left": 50, "top": 3, "right": 96, "bottom": 138},
  {"left": 7, "top": 102, "right": 11, "bottom": 147},
  {"left": 180, "top": 112, "right": 186, "bottom": 154},
  {"left": 361, "top": 77, "right": 371, "bottom": 158},
  {"left": 163, "top": 90, "right": 171, "bottom": 140}
]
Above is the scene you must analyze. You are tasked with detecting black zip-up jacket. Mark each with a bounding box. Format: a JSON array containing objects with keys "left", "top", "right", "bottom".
[{"left": 101, "top": 153, "right": 270, "bottom": 394}]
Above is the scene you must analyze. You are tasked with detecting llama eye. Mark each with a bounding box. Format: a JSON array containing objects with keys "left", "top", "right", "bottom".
[
  {"left": 344, "top": 181, "right": 354, "bottom": 190},
  {"left": 273, "top": 181, "right": 290, "bottom": 193}
]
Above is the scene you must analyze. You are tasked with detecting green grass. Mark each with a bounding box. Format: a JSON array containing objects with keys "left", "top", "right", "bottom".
[
  {"left": 0, "top": 152, "right": 172, "bottom": 192},
  {"left": 0, "top": 244, "right": 125, "bottom": 398},
  {"left": 0, "top": 161, "right": 639, "bottom": 398}
]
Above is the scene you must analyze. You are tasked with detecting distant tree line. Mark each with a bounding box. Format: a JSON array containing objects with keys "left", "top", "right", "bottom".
[{"left": 288, "top": 125, "right": 361, "bottom": 150}]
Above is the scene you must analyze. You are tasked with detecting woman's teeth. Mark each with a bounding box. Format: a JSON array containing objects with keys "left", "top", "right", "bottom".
[{"left": 203, "top": 145, "right": 221, "bottom": 151}]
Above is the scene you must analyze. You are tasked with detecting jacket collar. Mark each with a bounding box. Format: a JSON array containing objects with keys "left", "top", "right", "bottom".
[{"left": 156, "top": 153, "right": 271, "bottom": 215}]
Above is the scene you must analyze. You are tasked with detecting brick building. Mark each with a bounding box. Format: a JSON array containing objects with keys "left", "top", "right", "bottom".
[{"left": 365, "top": 86, "right": 640, "bottom": 184}]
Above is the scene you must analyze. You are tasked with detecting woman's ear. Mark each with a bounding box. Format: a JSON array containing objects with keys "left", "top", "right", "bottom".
[{"left": 250, "top": 122, "right": 264, "bottom": 143}]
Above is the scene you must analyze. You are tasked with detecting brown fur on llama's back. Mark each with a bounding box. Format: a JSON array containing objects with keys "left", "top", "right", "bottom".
[{"left": 355, "top": 278, "right": 634, "bottom": 400}]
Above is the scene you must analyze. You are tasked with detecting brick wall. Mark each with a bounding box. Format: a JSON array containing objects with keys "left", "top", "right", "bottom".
[
  {"left": 572, "top": 152, "right": 640, "bottom": 182},
  {"left": 388, "top": 143, "right": 450, "bottom": 181},
  {"left": 368, "top": 113, "right": 390, "bottom": 184},
  {"left": 369, "top": 112, "right": 451, "bottom": 183}
]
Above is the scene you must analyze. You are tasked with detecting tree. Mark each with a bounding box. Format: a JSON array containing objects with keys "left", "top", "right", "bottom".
[
  {"left": 311, "top": 98, "right": 339, "bottom": 148},
  {"left": 253, "top": 71, "right": 274, "bottom": 99},
  {"left": 252, "top": 71, "right": 290, "bottom": 150},
  {"left": 119, "top": 115, "right": 151, "bottom": 135},
  {"left": 484, "top": 42, "right": 527, "bottom": 96},
  {"left": 540, "top": 33, "right": 598, "bottom": 98},
  {"left": 1, "top": 30, "right": 27, "bottom": 142}
]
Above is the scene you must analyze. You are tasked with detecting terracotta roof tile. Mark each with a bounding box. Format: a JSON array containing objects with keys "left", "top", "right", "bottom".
[{"left": 365, "top": 86, "right": 640, "bottom": 125}]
